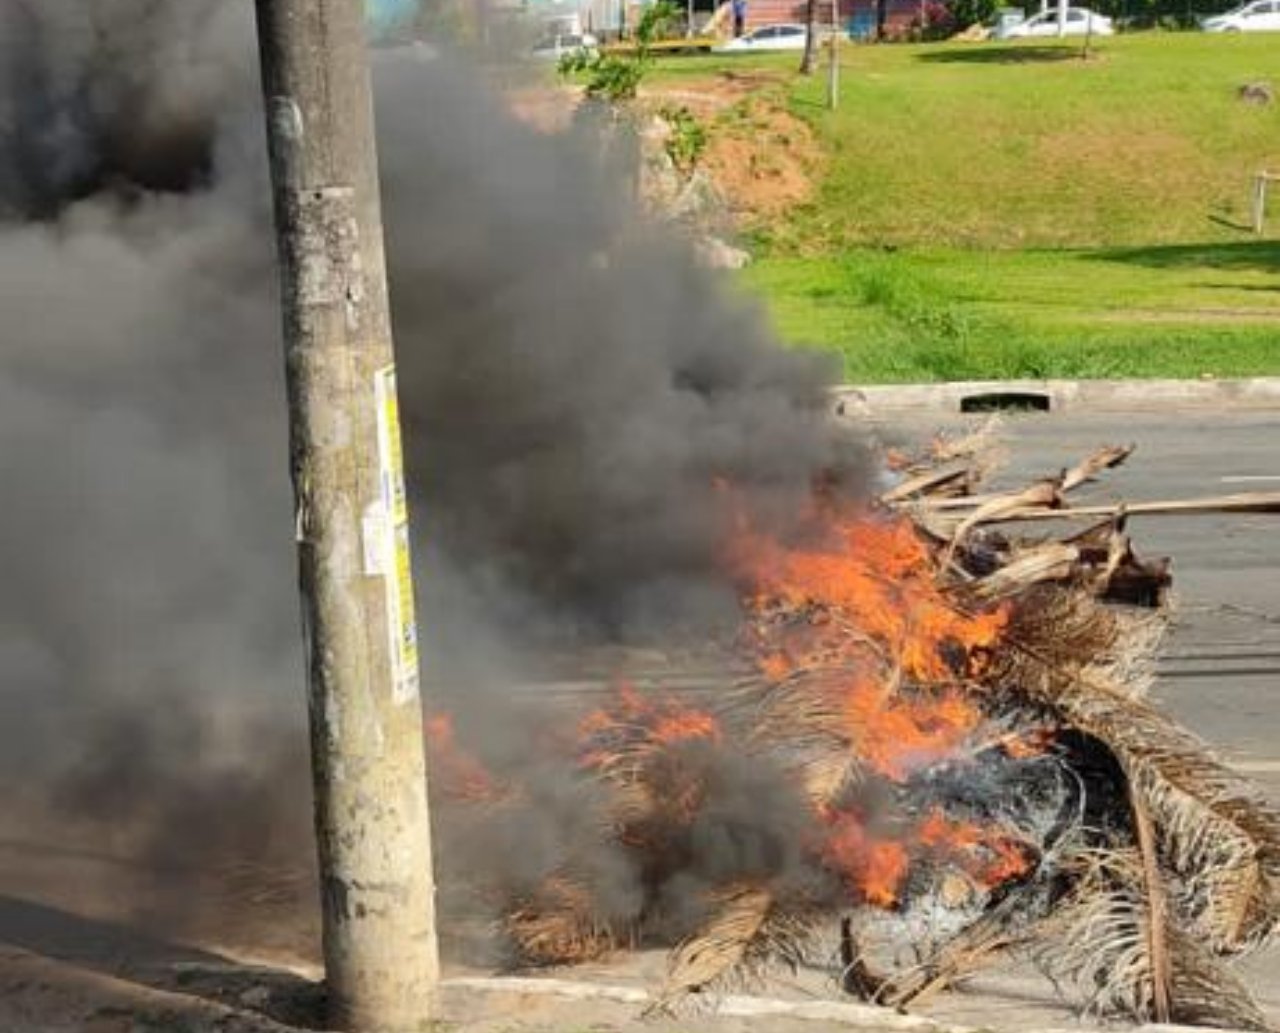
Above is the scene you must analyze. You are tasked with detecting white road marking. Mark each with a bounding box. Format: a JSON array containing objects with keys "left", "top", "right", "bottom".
[
  {"left": 1232, "top": 760, "right": 1280, "bottom": 773},
  {"left": 1221, "top": 475, "right": 1280, "bottom": 483}
]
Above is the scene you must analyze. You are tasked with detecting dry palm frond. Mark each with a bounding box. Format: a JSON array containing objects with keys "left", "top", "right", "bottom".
[
  {"left": 656, "top": 884, "right": 774, "bottom": 1006},
  {"left": 1061, "top": 443, "right": 1135, "bottom": 492},
  {"left": 943, "top": 480, "right": 1064, "bottom": 566},
  {"left": 884, "top": 415, "right": 1005, "bottom": 478},
  {"left": 1031, "top": 848, "right": 1270, "bottom": 1030},
  {"left": 656, "top": 883, "right": 822, "bottom": 1009},
  {"left": 940, "top": 491, "right": 1280, "bottom": 524},
  {"left": 1128, "top": 776, "right": 1172, "bottom": 1022},
  {"left": 987, "top": 636, "right": 1280, "bottom": 954},
  {"left": 840, "top": 916, "right": 889, "bottom": 999},
  {"left": 880, "top": 463, "right": 976, "bottom": 504},
  {"left": 872, "top": 881, "right": 1041, "bottom": 1009},
  {"left": 741, "top": 665, "right": 873, "bottom": 748},
  {"left": 913, "top": 443, "right": 1130, "bottom": 514},
  {"left": 970, "top": 543, "right": 1080, "bottom": 600},
  {"left": 503, "top": 875, "right": 618, "bottom": 967},
  {"left": 994, "top": 584, "right": 1167, "bottom": 700},
  {"left": 992, "top": 585, "right": 1123, "bottom": 673},
  {"left": 1088, "top": 605, "right": 1168, "bottom": 699},
  {"left": 736, "top": 664, "right": 889, "bottom": 805},
  {"left": 927, "top": 415, "right": 1006, "bottom": 470}
]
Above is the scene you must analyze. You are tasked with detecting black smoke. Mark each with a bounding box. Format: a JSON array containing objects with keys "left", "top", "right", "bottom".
[{"left": 0, "top": 0, "right": 863, "bottom": 959}]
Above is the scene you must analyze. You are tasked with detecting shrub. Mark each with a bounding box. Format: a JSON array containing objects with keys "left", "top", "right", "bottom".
[
  {"left": 559, "top": 1, "right": 678, "bottom": 103},
  {"left": 948, "top": 0, "right": 1000, "bottom": 28},
  {"left": 658, "top": 105, "right": 708, "bottom": 173}
]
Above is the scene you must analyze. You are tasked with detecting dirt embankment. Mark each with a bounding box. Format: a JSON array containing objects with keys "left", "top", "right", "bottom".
[
  {"left": 647, "top": 73, "right": 821, "bottom": 228},
  {"left": 508, "top": 71, "right": 821, "bottom": 234}
]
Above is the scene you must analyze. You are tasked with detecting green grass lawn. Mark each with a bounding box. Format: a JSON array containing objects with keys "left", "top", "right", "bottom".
[
  {"left": 652, "top": 35, "right": 1280, "bottom": 381},
  {"left": 741, "top": 242, "right": 1280, "bottom": 380},
  {"left": 781, "top": 33, "right": 1280, "bottom": 250}
]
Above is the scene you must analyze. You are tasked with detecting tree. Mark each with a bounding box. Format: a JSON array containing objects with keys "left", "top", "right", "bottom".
[
  {"left": 560, "top": 0, "right": 676, "bottom": 101},
  {"left": 948, "top": 0, "right": 998, "bottom": 28},
  {"left": 800, "top": 0, "right": 820, "bottom": 74}
]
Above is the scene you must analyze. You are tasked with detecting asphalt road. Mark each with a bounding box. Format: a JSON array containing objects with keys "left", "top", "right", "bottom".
[
  {"left": 0, "top": 406, "right": 1274, "bottom": 1033},
  {"left": 881, "top": 407, "right": 1280, "bottom": 804}
]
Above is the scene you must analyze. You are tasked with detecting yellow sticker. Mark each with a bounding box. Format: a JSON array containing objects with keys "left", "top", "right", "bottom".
[{"left": 374, "top": 365, "right": 420, "bottom": 705}]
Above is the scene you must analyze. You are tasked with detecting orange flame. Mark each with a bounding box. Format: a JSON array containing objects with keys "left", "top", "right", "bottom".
[
  {"left": 578, "top": 682, "right": 720, "bottom": 771},
  {"left": 821, "top": 807, "right": 1035, "bottom": 908},
  {"left": 916, "top": 809, "right": 1036, "bottom": 888},
  {"left": 426, "top": 713, "right": 505, "bottom": 802},
  {"left": 724, "top": 492, "right": 1036, "bottom": 906},
  {"left": 992, "top": 727, "right": 1057, "bottom": 760},
  {"left": 821, "top": 809, "right": 911, "bottom": 908},
  {"left": 729, "top": 511, "right": 1007, "bottom": 683},
  {"left": 843, "top": 680, "right": 981, "bottom": 782},
  {"left": 725, "top": 500, "right": 1008, "bottom": 782}
]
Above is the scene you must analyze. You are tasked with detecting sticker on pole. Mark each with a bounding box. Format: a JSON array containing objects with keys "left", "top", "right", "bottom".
[{"left": 374, "top": 365, "right": 420, "bottom": 705}]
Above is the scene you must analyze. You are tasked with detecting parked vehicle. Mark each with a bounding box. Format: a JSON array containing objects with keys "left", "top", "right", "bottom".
[
  {"left": 714, "top": 23, "right": 810, "bottom": 52},
  {"left": 994, "top": 7, "right": 1114, "bottom": 36},
  {"left": 530, "top": 31, "right": 599, "bottom": 60},
  {"left": 1201, "top": 0, "right": 1280, "bottom": 31}
]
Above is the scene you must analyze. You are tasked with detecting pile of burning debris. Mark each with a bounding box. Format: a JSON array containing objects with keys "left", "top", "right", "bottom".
[{"left": 431, "top": 422, "right": 1280, "bottom": 1030}]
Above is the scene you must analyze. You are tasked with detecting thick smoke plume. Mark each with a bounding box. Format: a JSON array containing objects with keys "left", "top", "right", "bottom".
[{"left": 0, "top": 0, "right": 863, "bottom": 957}]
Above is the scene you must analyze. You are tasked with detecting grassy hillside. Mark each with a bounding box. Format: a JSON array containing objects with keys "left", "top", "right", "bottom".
[
  {"left": 649, "top": 36, "right": 1280, "bottom": 381},
  {"left": 782, "top": 33, "right": 1280, "bottom": 251}
]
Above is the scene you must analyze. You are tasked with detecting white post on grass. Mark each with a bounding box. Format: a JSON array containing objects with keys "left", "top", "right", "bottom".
[{"left": 1252, "top": 172, "right": 1275, "bottom": 235}]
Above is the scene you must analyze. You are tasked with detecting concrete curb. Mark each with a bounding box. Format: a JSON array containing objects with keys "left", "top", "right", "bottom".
[
  {"left": 442, "top": 976, "right": 954, "bottom": 1030},
  {"left": 833, "top": 377, "right": 1280, "bottom": 416},
  {"left": 441, "top": 976, "right": 1264, "bottom": 1033}
]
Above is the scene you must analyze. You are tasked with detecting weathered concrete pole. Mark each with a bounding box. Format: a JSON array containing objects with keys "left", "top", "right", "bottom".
[{"left": 252, "top": 2, "right": 439, "bottom": 1029}]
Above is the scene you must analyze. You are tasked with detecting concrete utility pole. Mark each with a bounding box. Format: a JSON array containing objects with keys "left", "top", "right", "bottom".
[{"left": 253, "top": 2, "right": 439, "bottom": 1030}]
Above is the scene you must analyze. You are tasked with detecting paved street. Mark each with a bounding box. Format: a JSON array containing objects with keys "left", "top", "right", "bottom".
[
  {"left": 0, "top": 406, "right": 1275, "bottom": 1033},
  {"left": 880, "top": 408, "right": 1280, "bottom": 804}
]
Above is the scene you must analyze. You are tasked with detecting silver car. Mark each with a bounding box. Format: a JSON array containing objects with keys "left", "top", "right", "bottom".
[
  {"left": 995, "top": 7, "right": 1115, "bottom": 37},
  {"left": 1201, "top": 0, "right": 1280, "bottom": 31}
]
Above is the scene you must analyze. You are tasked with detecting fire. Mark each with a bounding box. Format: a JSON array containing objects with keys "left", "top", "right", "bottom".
[
  {"left": 430, "top": 486, "right": 1043, "bottom": 955},
  {"left": 843, "top": 680, "right": 981, "bottom": 782},
  {"left": 821, "top": 807, "right": 1036, "bottom": 909},
  {"left": 728, "top": 507, "right": 1007, "bottom": 683},
  {"left": 726, "top": 494, "right": 1037, "bottom": 904},
  {"left": 578, "top": 682, "right": 720, "bottom": 772},
  {"left": 916, "top": 809, "right": 1036, "bottom": 887},
  {"left": 726, "top": 501, "right": 1009, "bottom": 781},
  {"left": 989, "top": 727, "right": 1057, "bottom": 760},
  {"left": 425, "top": 713, "right": 504, "bottom": 802},
  {"left": 821, "top": 808, "right": 911, "bottom": 908}
]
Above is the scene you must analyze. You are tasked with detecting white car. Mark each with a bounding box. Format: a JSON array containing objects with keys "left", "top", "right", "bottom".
[
  {"left": 530, "top": 32, "right": 599, "bottom": 60},
  {"left": 995, "top": 7, "right": 1114, "bottom": 37},
  {"left": 1201, "top": 0, "right": 1280, "bottom": 31},
  {"left": 714, "top": 23, "right": 811, "bottom": 52}
]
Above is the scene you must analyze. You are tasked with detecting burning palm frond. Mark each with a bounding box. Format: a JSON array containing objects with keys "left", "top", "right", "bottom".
[{"left": 440, "top": 426, "right": 1276, "bottom": 1029}]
